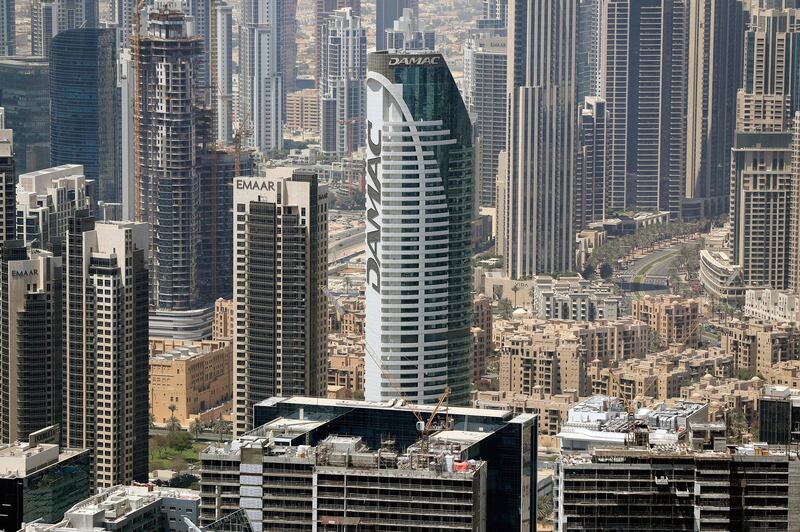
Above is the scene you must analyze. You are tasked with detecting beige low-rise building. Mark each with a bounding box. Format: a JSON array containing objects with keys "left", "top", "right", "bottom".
[
  {"left": 632, "top": 294, "right": 702, "bottom": 348},
  {"left": 680, "top": 375, "right": 764, "bottom": 426},
  {"left": 331, "top": 295, "right": 365, "bottom": 336},
  {"left": 764, "top": 360, "right": 800, "bottom": 389},
  {"left": 473, "top": 389, "right": 578, "bottom": 438},
  {"left": 286, "top": 88, "right": 319, "bottom": 133},
  {"left": 592, "top": 348, "right": 735, "bottom": 403},
  {"left": 496, "top": 318, "right": 651, "bottom": 397},
  {"left": 213, "top": 298, "right": 234, "bottom": 340},
  {"left": 327, "top": 333, "right": 365, "bottom": 399},
  {"left": 718, "top": 318, "right": 800, "bottom": 375},
  {"left": 149, "top": 339, "right": 233, "bottom": 426}
]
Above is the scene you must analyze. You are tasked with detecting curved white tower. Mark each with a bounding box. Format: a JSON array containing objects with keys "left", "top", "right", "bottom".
[{"left": 364, "top": 51, "right": 473, "bottom": 406}]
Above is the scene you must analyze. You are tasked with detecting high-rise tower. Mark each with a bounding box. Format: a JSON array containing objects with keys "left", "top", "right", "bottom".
[
  {"left": 315, "top": 0, "right": 360, "bottom": 81},
  {"left": 320, "top": 7, "right": 366, "bottom": 156},
  {"left": 501, "top": 0, "right": 577, "bottom": 277},
  {"left": 601, "top": 0, "right": 689, "bottom": 217},
  {"left": 0, "top": 108, "right": 14, "bottom": 243},
  {"left": 376, "top": 0, "right": 417, "bottom": 50},
  {"left": 365, "top": 50, "right": 474, "bottom": 406},
  {"left": 214, "top": 1, "right": 233, "bottom": 144},
  {"left": 136, "top": 2, "right": 203, "bottom": 312},
  {"left": 50, "top": 28, "right": 121, "bottom": 205},
  {"left": 31, "top": 0, "right": 98, "bottom": 57},
  {"left": 0, "top": 0, "right": 13, "bottom": 55},
  {"left": 233, "top": 169, "right": 328, "bottom": 434},
  {"left": 463, "top": 32, "right": 505, "bottom": 208},
  {"left": 240, "top": 0, "right": 295, "bottom": 152},
  {"left": 684, "top": 0, "right": 745, "bottom": 217},
  {"left": 0, "top": 242, "right": 62, "bottom": 445},
  {"left": 62, "top": 211, "right": 149, "bottom": 488}
]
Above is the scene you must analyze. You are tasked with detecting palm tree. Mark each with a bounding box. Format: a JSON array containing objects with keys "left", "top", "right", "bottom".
[
  {"left": 213, "top": 415, "right": 231, "bottom": 442},
  {"left": 167, "top": 404, "right": 180, "bottom": 432},
  {"left": 149, "top": 412, "right": 156, "bottom": 430},
  {"left": 511, "top": 283, "right": 521, "bottom": 307},
  {"left": 189, "top": 419, "right": 203, "bottom": 440}
]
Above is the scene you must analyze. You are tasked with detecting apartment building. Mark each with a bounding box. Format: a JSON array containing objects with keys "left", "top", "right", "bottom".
[
  {"left": 286, "top": 89, "right": 320, "bottom": 133},
  {"left": 149, "top": 339, "right": 232, "bottom": 426},
  {"left": 327, "top": 333, "right": 364, "bottom": 398},
  {"left": 718, "top": 318, "right": 800, "bottom": 375},
  {"left": 496, "top": 318, "right": 652, "bottom": 397},
  {"left": 233, "top": 169, "right": 328, "bottom": 434},
  {"left": 591, "top": 348, "right": 735, "bottom": 403},
  {"left": 212, "top": 298, "right": 234, "bottom": 341},
  {"left": 532, "top": 275, "right": 621, "bottom": 322},
  {"left": 632, "top": 294, "right": 701, "bottom": 348}
]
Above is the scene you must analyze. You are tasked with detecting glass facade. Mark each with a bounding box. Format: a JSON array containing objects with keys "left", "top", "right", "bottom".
[
  {"left": 365, "top": 51, "right": 474, "bottom": 406},
  {"left": 50, "top": 28, "right": 121, "bottom": 204},
  {"left": 0, "top": 449, "right": 91, "bottom": 532},
  {"left": 254, "top": 399, "right": 536, "bottom": 531},
  {"left": 0, "top": 56, "right": 50, "bottom": 175}
]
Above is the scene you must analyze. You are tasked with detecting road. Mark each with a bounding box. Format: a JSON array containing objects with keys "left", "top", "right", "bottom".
[
  {"left": 329, "top": 225, "right": 366, "bottom": 263},
  {"left": 619, "top": 246, "right": 681, "bottom": 297}
]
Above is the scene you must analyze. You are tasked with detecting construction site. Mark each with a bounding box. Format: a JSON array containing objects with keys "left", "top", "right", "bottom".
[{"left": 199, "top": 396, "right": 536, "bottom": 531}]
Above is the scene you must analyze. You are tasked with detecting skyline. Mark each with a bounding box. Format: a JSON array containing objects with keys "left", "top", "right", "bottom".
[{"left": 4, "top": 0, "right": 800, "bottom": 531}]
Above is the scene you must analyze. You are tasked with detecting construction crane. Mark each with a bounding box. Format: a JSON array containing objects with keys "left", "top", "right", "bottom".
[
  {"left": 132, "top": 0, "right": 146, "bottom": 221},
  {"left": 363, "top": 344, "right": 451, "bottom": 440}
]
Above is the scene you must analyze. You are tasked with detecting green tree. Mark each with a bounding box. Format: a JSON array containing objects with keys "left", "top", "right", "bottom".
[
  {"left": 599, "top": 263, "right": 614, "bottom": 280},
  {"left": 189, "top": 419, "right": 203, "bottom": 440},
  {"left": 213, "top": 416, "right": 232, "bottom": 442},
  {"left": 497, "top": 298, "right": 514, "bottom": 320},
  {"left": 166, "top": 404, "right": 181, "bottom": 432},
  {"left": 511, "top": 283, "right": 522, "bottom": 307}
]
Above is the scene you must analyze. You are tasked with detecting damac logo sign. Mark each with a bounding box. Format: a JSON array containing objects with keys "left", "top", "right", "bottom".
[
  {"left": 388, "top": 55, "right": 441, "bottom": 67},
  {"left": 366, "top": 120, "right": 381, "bottom": 293}
]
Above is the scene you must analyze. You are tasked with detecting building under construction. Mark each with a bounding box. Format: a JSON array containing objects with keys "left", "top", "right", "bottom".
[
  {"left": 135, "top": 1, "right": 203, "bottom": 312},
  {"left": 555, "top": 446, "right": 800, "bottom": 531},
  {"left": 200, "top": 396, "right": 536, "bottom": 531}
]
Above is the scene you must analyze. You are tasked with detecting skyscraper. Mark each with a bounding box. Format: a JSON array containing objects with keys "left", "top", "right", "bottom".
[
  {"left": 315, "top": 0, "right": 360, "bottom": 82},
  {"left": 0, "top": 57, "right": 50, "bottom": 175},
  {"left": 731, "top": 130, "right": 793, "bottom": 290},
  {"left": 50, "top": 28, "right": 121, "bottom": 205},
  {"left": 501, "top": 0, "right": 577, "bottom": 277},
  {"left": 576, "top": 96, "right": 608, "bottom": 228},
  {"left": 0, "top": 108, "right": 14, "bottom": 243},
  {"left": 364, "top": 50, "right": 473, "bottom": 406},
  {"left": 738, "top": 8, "right": 800, "bottom": 133},
  {"left": 16, "top": 164, "right": 94, "bottom": 250},
  {"left": 601, "top": 0, "right": 689, "bottom": 217},
  {"left": 232, "top": 169, "right": 328, "bottom": 434},
  {"left": 62, "top": 211, "right": 149, "bottom": 488},
  {"left": 0, "top": 242, "right": 62, "bottom": 444},
  {"left": 31, "top": 0, "right": 98, "bottom": 57},
  {"left": 684, "top": 0, "right": 745, "bottom": 217},
  {"left": 576, "top": 0, "right": 601, "bottom": 103},
  {"left": 0, "top": 0, "right": 13, "bottom": 55},
  {"left": 187, "top": 0, "right": 211, "bottom": 89},
  {"left": 320, "top": 7, "right": 366, "bottom": 156},
  {"left": 136, "top": 2, "right": 203, "bottom": 312},
  {"left": 463, "top": 32, "right": 505, "bottom": 207},
  {"left": 214, "top": 1, "right": 233, "bottom": 144},
  {"left": 384, "top": 7, "right": 435, "bottom": 50},
  {"left": 240, "top": 0, "right": 295, "bottom": 152},
  {"left": 376, "top": 0, "right": 418, "bottom": 50}
]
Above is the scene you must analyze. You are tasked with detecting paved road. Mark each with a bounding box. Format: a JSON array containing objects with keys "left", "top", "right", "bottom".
[{"left": 619, "top": 246, "right": 681, "bottom": 297}]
